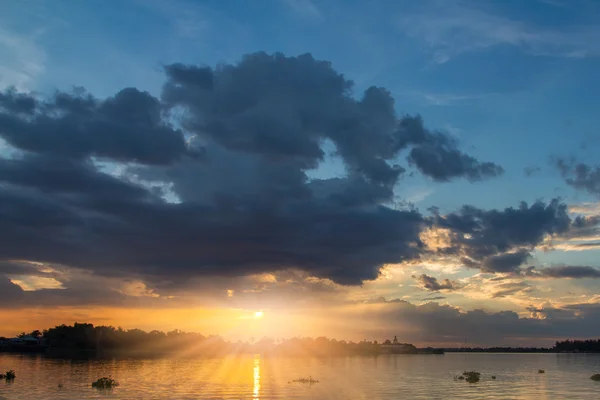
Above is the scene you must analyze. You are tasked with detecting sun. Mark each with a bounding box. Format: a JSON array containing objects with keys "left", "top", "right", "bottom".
[{"left": 254, "top": 311, "right": 264, "bottom": 318}]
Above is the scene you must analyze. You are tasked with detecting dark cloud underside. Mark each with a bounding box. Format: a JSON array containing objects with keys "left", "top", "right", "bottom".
[
  {"left": 0, "top": 51, "right": 591, "bottom": 289},
  {"left": 0, "top": 52, "right": 505, "bottom": 286}
]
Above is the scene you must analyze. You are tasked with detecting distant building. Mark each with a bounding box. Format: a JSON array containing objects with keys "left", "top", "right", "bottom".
[{"left": 380, "top": 335, "right": 418, "bottom": 354}]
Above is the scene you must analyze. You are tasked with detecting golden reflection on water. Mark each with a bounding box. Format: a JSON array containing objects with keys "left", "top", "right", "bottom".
[
  {"left": 2, "top": 353, "right": 599, "bottom": 399},
  {"left": 253, "top": 354, "right": 261, "bottom": 399}
]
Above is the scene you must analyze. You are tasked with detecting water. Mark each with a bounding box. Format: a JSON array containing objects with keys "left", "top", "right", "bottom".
[{"left": 1, "top": 353, "right": 600, "bottom": 399}]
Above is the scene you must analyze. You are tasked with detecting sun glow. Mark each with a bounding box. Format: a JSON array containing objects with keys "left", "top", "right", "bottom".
[{"left": 254, "top": 311, "right": 264, "bottom": 318}]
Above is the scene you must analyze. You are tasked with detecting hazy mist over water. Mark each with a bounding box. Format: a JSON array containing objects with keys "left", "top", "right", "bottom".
[{"left": 1, "top": 353, "right": 600, "bottom": 399}]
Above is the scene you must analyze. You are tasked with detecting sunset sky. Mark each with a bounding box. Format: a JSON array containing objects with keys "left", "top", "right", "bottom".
[{"left": 1, "top": 0, "right": 600, "bottom": 347}]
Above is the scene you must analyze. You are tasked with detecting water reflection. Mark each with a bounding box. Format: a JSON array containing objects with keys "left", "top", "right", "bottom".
[
  {"left": 253, "top": 354, "right": 261, "bottom": 399},
  {"left": 1, "top": 353, "right": 600, "bottom": 399}
]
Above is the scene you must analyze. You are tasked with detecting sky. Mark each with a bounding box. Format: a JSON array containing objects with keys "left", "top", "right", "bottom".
[{"left": 1, "top": 0, "right": 600, "bottom": 347}]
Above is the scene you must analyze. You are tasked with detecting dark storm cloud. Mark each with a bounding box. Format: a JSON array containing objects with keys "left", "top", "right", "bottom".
[
  {"left": 554, "top": 158, "right": 600, "bottom": 196},
  {"left": 0, "top": 87, "right": 188, "bottom": 165},
  {"left": 0, "top": 155, "right": 151, "bottom": 201},
  {"left": 481, "top": 250, "right": 530, "bottom": 273},
  {"left": 414, "top": 274, "right": 461, "bottom": 291},
  {"left": 0, "top": 52, "right": 505, "bottom": 287},
  {"left": 7, "top": 45, "right": 600, "bottom": 290},
  {"left": 0, "top": 87, "right": 37, "bottom": 114},
  {"left": 432, "top": 199, "right": 571, "bottom": 273},
  {"left": 162, "top": 52, "right": 502, "bottom": 184}
]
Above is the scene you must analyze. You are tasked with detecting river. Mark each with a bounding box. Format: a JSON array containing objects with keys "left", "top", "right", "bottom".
[{"left": 1, "top": 353, "right": 600, "bottom": 399}]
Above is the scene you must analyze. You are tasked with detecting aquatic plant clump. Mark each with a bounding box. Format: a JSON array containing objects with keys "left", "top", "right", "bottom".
[
  {"left": 462, "top": 371, "right": 481, "bottom": 383},
  {"left": 291, "top": 376, "right": 319, "bottom": 384},
  {"left": 538, "top": 369, "right": 545, "bottom": 374},
  {"left": 0, "top": 370, "right": 16, "bottom": 380},
  {"left": 591, "top": 374, "right": 600, "bottom": 381},
  {"left": 91, "top": 377, "right": 119, "bottom": 389},
  {"left": 491, "top": 376, "right": 496, "bottom": 379}
]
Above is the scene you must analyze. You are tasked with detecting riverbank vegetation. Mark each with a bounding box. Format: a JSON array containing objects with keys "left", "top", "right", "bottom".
[
  {"left": 462, "top": 371, "right": 481, "bottom": 383},
  {"left": 16, "top": 323, "right": 434, "bottom": 357},
  {"left": 0, "top": 370, "right": 16, "bottom": 380},
  {"left": 5, "top": 323, "right": 600, "bottom": 357},
  {"left": 291, "top": 376, "right": 319, "bottom": 384},
  {"left": 553, "top": 339, "right": 600, "bottom": 353},
  {"left": 92, "top": 377, "right": 119, "bottom": 389}
]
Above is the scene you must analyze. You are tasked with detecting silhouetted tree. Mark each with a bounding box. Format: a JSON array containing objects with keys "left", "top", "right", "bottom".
[{"left": 29, "top": 330, "right": 42, "bottom": 338}]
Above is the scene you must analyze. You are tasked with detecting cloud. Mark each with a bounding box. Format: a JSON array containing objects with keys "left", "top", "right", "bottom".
[
  {"left": 542, "top": 211, "right": 600, "bottom": 251},
  {"left": 337, "top": 298, "right": 600, "bottom": 346},
  {"left": 0, "top": 266, "right": 345, "bottom": 311},
  {"left": 0, "top": 27, "right": 45, "bottom": 90},
  {"left": 482, "top": 250, "right": 530, "bottom": 273},
  {"left": 431, "top": 199, "right": 571, "bottom": 273},
  {"left": 397, "top": 0, "right": 600, "bottom": 63},
  {"left": 414, "top": 274, "right": 461, "bottom": 291},
  {"left": 555, "top": 158, "right": 600, "bottom": 197},
  {"left": 0, "top": 87, "right": 189, "bottom": 164},
  {"left": 569, "top": 202, "right": 600, "bottom": 216},
  {"left": 423, "top": 295, "right": 446, "bottom": 301},
  {"left": 0, "top": 52, "right": 503, "bottom": 287},
  {"left": 525, "top": 265, "right": 600, "bottom": 279},
  {"left": 162, "top": 54, "right": 502, "bottom": 185},
  {"left": 400, "top": 116, "right": 503, "bottom": 182}
]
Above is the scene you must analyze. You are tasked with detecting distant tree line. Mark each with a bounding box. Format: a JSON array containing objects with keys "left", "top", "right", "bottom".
[
  {"left": 445, "top": 339, "right": 600, "bottom": 353},
  {"left": 445, "top": 347, "right": 553, "bottom": 353},
  {"left": 31, "top": 323, "right": 419, "bottom": 356},
  {"left": 553, "top": 339, "right": 600, "bottom": 353},
  {"left": 16, "top": 323, "right": 597, "bottom": 355}
]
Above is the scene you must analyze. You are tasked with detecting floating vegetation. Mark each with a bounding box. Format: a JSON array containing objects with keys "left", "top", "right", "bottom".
[
  {"left": 91, "top": 377, "right": 119, "bottom": 389},
  {"left": 58, "top": 383, "right": 63, "bottom": 388},
  {"left": 456, "top": 375, "right": 465, "bottom": 380},
  {"left": 291, "top": 376, "right": 319, "bottom": 384},
  {"left": 538, "top": 369, "right": 545, "bottom": 374},
  {"left": 0, "top": 370, "right": 16, "bottom": 380},
  {"left": 491, "top": 376, "right": 496, "bottom": 379},
  {"left": 462, "top": 371, "right": 481, "bottom": 383},
  {"left": 591, "top": 374, "right": 600, "bottom": 381}
]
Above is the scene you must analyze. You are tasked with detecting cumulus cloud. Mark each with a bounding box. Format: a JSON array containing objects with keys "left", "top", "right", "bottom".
[
  {"left": 555, "top": 158, "right": 600, "bottom": 196},
  {"left": 0, "top": 87, "right": 189, "bottom": 164},
  {"left": 0, "top": 52, "right": 506, "bottom": 287},
  {"left": 414, "top": 274, "right": 461, "bottom": 291},
  {"left": 540, "top": 210, "right": 600, "bottom": 252},
  {"left": 431, "top": 199, "right": 571, "bottom": 273}
]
